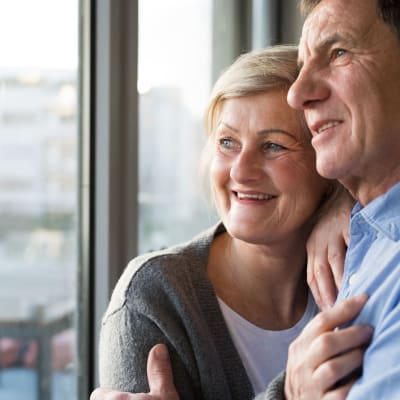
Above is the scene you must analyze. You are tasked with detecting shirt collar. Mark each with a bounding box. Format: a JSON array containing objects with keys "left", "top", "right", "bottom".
[{"left": 351, "top": 181, "right": 400, "bottom": 241}]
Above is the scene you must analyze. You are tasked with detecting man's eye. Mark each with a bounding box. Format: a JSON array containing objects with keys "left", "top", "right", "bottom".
[{"left": 333, "top": 48, "right": 347, "bottom": 58}]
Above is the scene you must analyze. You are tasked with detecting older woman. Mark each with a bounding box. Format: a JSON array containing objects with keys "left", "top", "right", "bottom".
[{"left": 95, "top": 46, "right": 368, "bottom": 400}]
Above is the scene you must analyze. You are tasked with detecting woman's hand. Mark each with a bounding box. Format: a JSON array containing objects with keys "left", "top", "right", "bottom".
[
  {"left": 90, "top": 344, "right": 179, "bottom": 400},
  {"left": 284, "top": 295, "right": 373, "bottom": 400},
  {"left": 307, "top": 193, "right": 353, "bottom": 310}
]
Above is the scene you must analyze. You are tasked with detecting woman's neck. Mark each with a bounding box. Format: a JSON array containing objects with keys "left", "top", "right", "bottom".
[{"left": 208, "top": 232, "right": 309, "bottom": 330}]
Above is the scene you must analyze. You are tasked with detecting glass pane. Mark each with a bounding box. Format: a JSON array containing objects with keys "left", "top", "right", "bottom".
[
  {"left": 138, "top": 0, "right": 217, "bottom": 253},
  {"left": 0, "top": 1, "right": 79, "bottom": 399}
]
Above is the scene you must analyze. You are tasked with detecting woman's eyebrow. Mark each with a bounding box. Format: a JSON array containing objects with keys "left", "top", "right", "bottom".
[
  {"left": 217, "top": 121, "right": 297, "bottom": 139},
  {"left": 216, "top": 121, "right": 238, "bottom": 132},
  {"left": 257, "top": 129, "right": 295, "bottom": 138}
]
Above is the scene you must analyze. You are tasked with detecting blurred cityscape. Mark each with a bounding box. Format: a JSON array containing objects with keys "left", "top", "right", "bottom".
[
  {"left": 0, "top": 68, "right": 78, "bottom": 400},
  {"left": 0, "top": 66, "right": 215, "bottom": 399},
  {"left": 0, "top": 68, "right": 77, "bottom": 307},
  {"left": 0, "top": 2, "right": 213, "bottom": 398}
]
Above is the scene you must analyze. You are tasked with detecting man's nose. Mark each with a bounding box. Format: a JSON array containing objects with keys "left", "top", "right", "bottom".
[{"left": 287, "top": 66, "right": 330, "bottom": 110}]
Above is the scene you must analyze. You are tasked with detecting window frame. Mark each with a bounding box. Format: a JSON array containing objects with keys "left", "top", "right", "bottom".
[{"left": 86, "top": 0, "right": 301, "bottom": 392}]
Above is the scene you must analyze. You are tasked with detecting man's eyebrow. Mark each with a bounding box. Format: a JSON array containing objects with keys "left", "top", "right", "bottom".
[
  {"left": 318, "top": 33, "right": 348, "bottom": 49},
  {"left": 297, "top": 33, "right": 351, "bottom": 70}
]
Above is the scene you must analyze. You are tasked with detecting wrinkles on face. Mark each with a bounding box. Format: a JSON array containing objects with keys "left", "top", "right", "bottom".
[{"left": 294, "top": 0, "right": 400, "bottom": 203}]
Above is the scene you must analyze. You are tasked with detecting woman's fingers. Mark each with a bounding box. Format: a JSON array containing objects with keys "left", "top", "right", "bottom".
[{"left": 306, "top": 190, "right": 353, "bottom": 310}]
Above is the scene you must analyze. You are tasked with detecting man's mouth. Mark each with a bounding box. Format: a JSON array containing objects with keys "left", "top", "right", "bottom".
[{"left": 316, "top": 121, "right": 341, "bottom": 134}]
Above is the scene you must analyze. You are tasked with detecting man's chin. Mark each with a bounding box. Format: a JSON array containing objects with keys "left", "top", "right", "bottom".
[{"left": 315, "top": 159, "right": 342, "bottom": 180}]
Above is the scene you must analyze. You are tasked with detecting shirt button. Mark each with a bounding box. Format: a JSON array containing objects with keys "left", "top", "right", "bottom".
[{"left": 349, "top": 273, "right": 357, "bottom": 286}]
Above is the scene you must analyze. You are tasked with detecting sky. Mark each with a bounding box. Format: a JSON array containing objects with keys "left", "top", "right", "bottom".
[
  {"left": 0, "top": 0, "right": 78, "bottom": 70},
  {"left": 0, "top": 0, "right": 211, "bottom": 114}
]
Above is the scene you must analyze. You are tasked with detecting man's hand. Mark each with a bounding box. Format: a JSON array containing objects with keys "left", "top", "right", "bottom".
[
  {"left": 307, "top": 194, "right": 352, "bottom": 310},
  {"left": 90, "top": 344, "right": 179, "bottom": 400},
  {"left": 284, "top": 295, "right": 373, "bottom": 400}
]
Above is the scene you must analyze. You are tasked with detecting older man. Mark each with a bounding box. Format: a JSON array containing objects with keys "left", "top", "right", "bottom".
[
  {"left": 283, "top": 0, "right": 400, "bottom": 399},
  {"left": 91, "top": 0, "right": 400, "bottom": 399}
]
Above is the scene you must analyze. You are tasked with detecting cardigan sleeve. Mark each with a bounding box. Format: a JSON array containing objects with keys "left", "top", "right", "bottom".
[
  {"left": 254, "top": 371, "right": 286, "bottom": 400},
  {"left": 98, "top": 258, "right": 201, "bottom": 399}
]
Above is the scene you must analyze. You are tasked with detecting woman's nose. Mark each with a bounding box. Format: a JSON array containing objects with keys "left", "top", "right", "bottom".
[{"left": 230, "top": 150, "right": 264, "bottom": 183}]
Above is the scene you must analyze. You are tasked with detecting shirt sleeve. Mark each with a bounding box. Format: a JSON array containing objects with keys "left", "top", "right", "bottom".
[{"left": 347, "top": 302, "right": 400, "bottom": 399}]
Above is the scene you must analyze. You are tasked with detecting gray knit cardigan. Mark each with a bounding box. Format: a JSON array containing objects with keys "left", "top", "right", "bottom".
[{"left": 99, "top": 223, "right": 286, "bottom": 400}]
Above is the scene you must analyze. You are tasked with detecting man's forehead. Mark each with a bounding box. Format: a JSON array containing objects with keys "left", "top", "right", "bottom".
[
  {"left": 297, "top": 0, "right": 374, "bottom": 60},
  {"left": 300, "top": 1, "right": 342, "bottom": 45}
]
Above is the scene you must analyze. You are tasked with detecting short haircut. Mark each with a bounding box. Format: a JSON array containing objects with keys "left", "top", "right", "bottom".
[{"left": 300, "top": 0, "right": 400, "bottom": 39}]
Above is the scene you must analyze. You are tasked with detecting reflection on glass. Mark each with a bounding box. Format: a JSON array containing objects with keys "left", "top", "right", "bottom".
[
  {"left": 138, "top": 0, "right": 217, "bottom": 254},
  {"left": 0, "top": 1, "right": 79, "bottom": 399}
]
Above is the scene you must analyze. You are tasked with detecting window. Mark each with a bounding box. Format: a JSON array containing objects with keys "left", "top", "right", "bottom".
[
  {"left": 138, "top": 0, "right": 217, "bottom": 253},
  {"left": 0, "top": 1, "right": 81, "bottom": 399}
]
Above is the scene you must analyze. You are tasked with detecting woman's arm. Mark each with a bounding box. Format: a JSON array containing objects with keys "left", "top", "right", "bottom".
[
  {"left": 98, "top": 256, "right": 202, "bottom": 397},
  {"left": 307, "top": 189, "right": 354, "bottom": 310},
  {"left": 99, "top": 297, "right": 196, "bottom": 397},
  {"left": 93, "top": 297, "right": 372, "bottom": 400},
  {"left": 91, "top": 344, "right": 179, "bottom": 400}
]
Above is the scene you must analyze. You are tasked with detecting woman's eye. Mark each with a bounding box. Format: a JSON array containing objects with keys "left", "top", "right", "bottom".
[
  {"left": 218, "top": 137, "right": 238, "bottom": 151},
  {"left": 264, "top": 142, "right": 287, "bottom": 153}
]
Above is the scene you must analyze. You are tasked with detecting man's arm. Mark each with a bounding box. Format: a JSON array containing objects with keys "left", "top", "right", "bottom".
[
  {"left": 285, "top": 295, "right": 372, "bottom": 399},
  {"left": 257, "top": 295, "right": 372, "bottom": 400},
  {"left": 91, "top": 297, "right": 372, "bottom": 400},
  {"left": 90, "top": 344, "right": 179, "bottom": 400}
]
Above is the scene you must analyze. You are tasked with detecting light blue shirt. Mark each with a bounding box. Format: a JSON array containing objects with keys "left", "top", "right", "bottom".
[{"left": 336, "top": 181, "right": 400, "bottom": 399}]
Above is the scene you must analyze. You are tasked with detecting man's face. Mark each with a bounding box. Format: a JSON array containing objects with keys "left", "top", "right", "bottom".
[{"left": 288, "top": 0, "right": 400, "bottom": 203}]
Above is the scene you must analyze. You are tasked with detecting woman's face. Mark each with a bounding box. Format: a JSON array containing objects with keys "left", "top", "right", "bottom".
[{"left": 210, "top": 89, "right": 329, "bottom": 246}]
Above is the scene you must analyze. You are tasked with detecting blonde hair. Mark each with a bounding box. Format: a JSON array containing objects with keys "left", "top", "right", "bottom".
[
  {"left": 205, "top": 45, "right": 300, "bottom": 138},
  {"left": 200, "top": 44, "right": 344, "bottom": 218}
]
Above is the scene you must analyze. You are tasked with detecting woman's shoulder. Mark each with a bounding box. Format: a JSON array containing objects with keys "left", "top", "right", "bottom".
[
  {"left": 105, "top": 223, "right": 224, "bottom": 314},
  {"left": 130, "top": 222, "right": 223, "bottom": 279}
]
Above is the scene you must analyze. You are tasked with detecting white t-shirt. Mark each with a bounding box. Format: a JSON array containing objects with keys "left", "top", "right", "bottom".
[{"left": 218, "top": 293, "right": 318, "bottom": 396}]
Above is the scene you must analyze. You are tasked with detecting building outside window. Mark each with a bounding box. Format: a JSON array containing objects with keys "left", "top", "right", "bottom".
[
  {"left": 0, "top": 1, "right": 79, "bottom": 399},
  {"left": 138, "top": 0, "right": 217, "bottom": 254}
]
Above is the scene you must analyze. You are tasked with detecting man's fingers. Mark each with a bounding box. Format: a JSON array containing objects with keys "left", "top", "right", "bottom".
[
  {"left": 303, "top": 294, "right": 368, "bottom": 337},
  {"left": 313, "top": 346, "right": 367, "bottom": 389},
  {"left": 310, "top": 323, "right": 373, "bottom": 367},
  {"left": 147, "top": 344, "right": 179, "bottom": 400},
  {"left": 324, "top": 379, "right": 356, "bottom": 400},
  {"left": 90, "top": 388, "right": 142, "bottom": 400}
]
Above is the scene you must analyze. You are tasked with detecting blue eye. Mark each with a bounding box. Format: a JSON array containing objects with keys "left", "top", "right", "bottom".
[
  {"left": 220, "top": 138, "right": 234, "bottom": 148},
  {"left": 333, "top": 48, "right": 347, "bottom": 58},
  {"left": 218, "top": 137, "right": 240, "bottom": 152},
  {"left": 264, "top": 142, "right": 286, "bottom": 153}
]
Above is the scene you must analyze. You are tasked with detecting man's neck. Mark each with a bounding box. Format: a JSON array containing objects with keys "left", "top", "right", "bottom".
[{"left": 341, "top": 169, "right": 400, "bottom": 206}]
